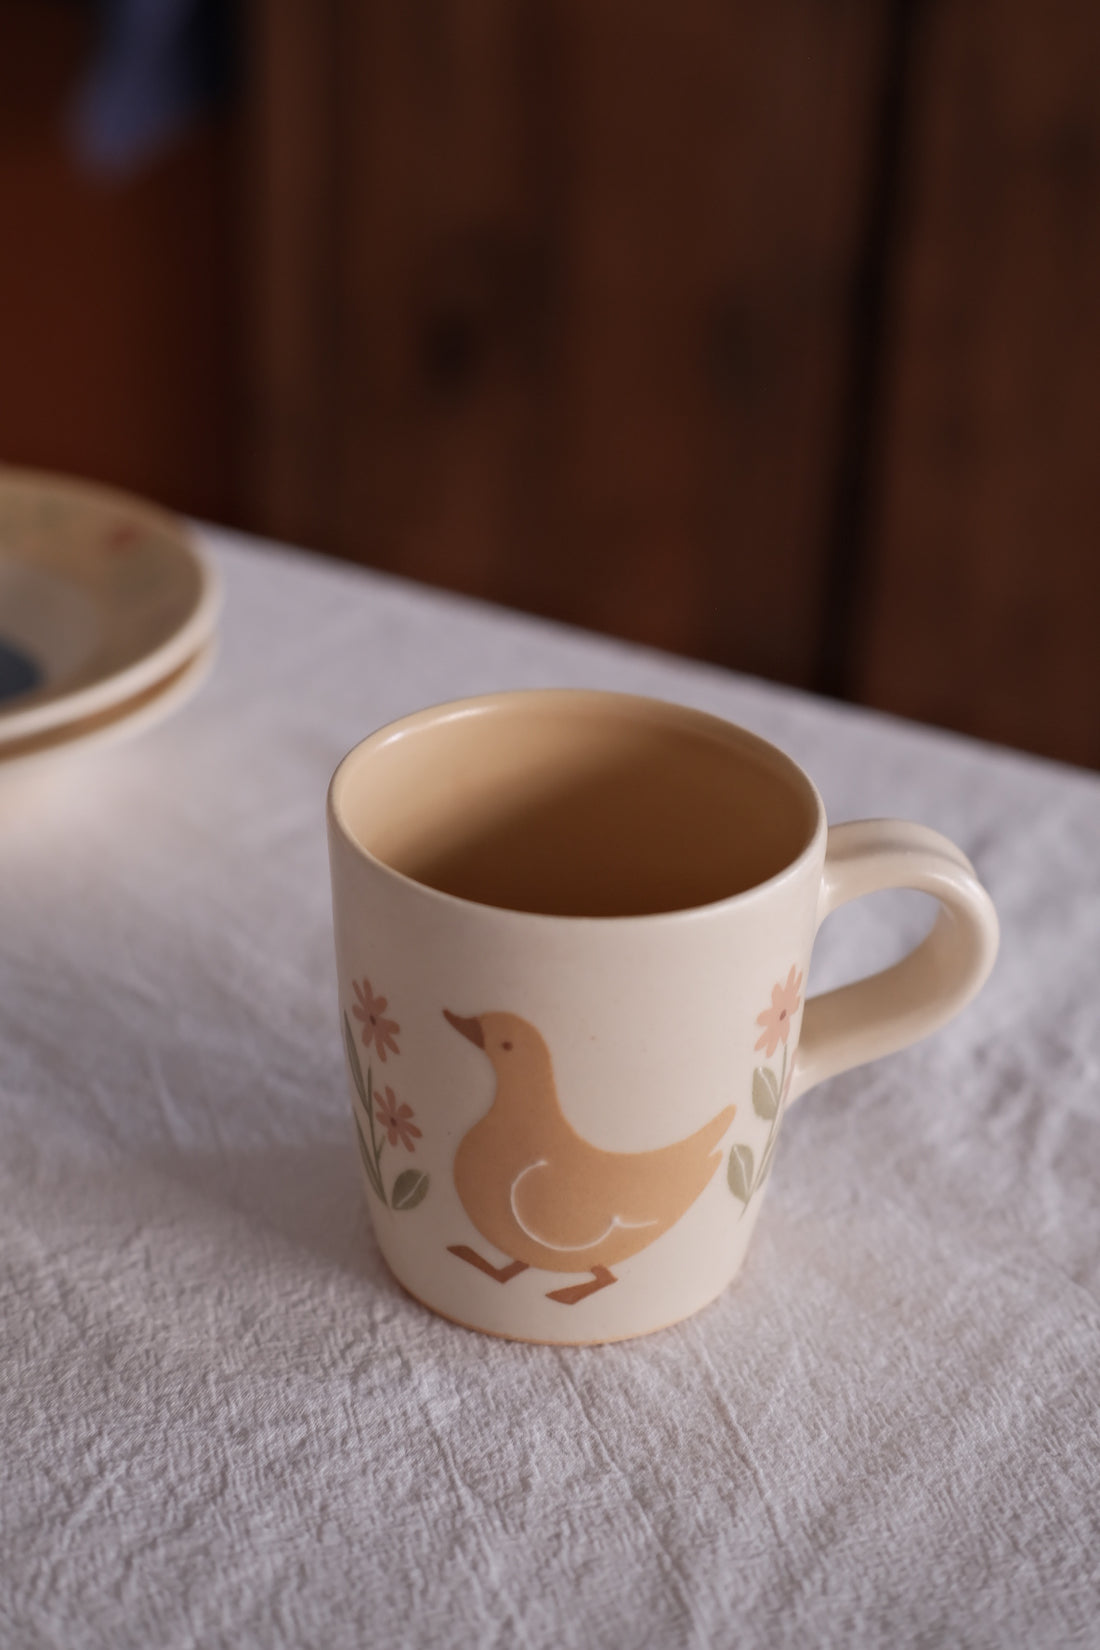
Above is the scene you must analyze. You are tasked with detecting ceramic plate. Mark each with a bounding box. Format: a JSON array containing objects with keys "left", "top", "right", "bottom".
[
  {"left": 0, "top": 639, "right": 215, "bottom": 779},
  {"left": 0, "top": 467, "right": 220, "bottom": 745}
]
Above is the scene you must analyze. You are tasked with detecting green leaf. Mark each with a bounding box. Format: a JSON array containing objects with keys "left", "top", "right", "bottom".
[
  {"left": 391, "top": 1168, "right": 430, "bottom": 1211},
  {"left": 344, "top": 1011, "right": 367, "bottom": 1106},
  {"left": 727, "top": 1142, "right": 755, "bottom": 1202},
  {"left": 752, "top": 1066, "right": 780, "bottom": 1120}
]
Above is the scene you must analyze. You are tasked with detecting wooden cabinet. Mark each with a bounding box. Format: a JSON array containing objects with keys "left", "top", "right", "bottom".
[
  {"left": 0, "top": 2, "right": 238, "bottom": 527},
  {"left": 856, "top": 0, "right": 1100, "bottom": 767},
  {"left": 245, "top": 1, "right": 1100, "bottom": 768},
  {"left": 245, "top": 0, "right": 889, "bottom": 691},
  {"left": 5, "top": 2, "right": 1099, "bottom": 766}
]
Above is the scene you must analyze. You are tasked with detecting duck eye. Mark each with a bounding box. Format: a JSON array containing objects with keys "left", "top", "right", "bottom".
[{"left": 501, "top": 1040, "right": 513, "bottom": 1052}]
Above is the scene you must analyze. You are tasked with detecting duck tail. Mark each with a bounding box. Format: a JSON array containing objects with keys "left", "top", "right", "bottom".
[{"left": 696, "top": 1103, "right": 736, "bottom": 1158}]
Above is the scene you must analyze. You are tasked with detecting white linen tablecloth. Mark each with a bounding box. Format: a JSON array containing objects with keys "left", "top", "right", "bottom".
[{"left": 3, "top": 529, "right": 1098, "bottom": 1649}]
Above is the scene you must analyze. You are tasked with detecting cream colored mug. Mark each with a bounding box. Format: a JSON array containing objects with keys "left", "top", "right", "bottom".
[{"left": 327, "top": 690, "right": 998, "bottom": 1344}]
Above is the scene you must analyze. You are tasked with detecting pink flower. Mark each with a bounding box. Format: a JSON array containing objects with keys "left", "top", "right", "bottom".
[
  {"left": 374, "top": 1085, "right": 421, "bottom": 1152},
  {"left": 105, "top": 521, "right": 139, "bottom": 553},
  {"left": 352, "top": 978, "right": 400, "bottom": 1062},
  {"left": 754, "top": 966, "right": 804, "bottom": 1058}
]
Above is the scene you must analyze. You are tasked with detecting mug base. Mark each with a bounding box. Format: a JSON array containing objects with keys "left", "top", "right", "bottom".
[{"left": 394, "top": 1270, "right": 736, "bottom": 1346}]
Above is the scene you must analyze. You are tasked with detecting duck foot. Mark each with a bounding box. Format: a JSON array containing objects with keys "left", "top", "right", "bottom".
[
  {"left": 546, "top": 1266, "right": 617, "bottom": 1305},
  {"left": 447, "top": 1245, "right": 529, "bottom": 1284}
]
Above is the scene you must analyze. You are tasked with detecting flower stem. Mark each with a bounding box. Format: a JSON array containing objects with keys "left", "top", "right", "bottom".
[
  {"left": 354, "top": 1113, "right": 384, "bottom": 1202},
  {"left": 750, "top": 1043, "right": 789, "bottom": 1200},
  {"left": 755, "top": 1043, "right": 789, "bottom": 1192},
  {"left": 364, "top": 1063, "right": 388, "bottom": 1206}
]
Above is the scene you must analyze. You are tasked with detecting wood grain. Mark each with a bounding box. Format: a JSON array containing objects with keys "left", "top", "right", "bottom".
[
  {"left": 857, "top": 0, "right": 1100, "bottom": 766},
  {"left": 10, "top": 2, "right": 1100, "bottom": 767},
  {"left": 242, "top": 0, "right": 341, "bottom": 548},
  {"left": 0, "top": 1, "right": 237, "bottom": 524},
  {"left": 249, "top": 0, "right": 888, "bottom": 683}
]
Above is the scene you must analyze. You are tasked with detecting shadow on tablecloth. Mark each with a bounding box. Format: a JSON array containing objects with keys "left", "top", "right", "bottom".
[{"left": 146, "top": 1137, "right": 397, "bottom": 1286}]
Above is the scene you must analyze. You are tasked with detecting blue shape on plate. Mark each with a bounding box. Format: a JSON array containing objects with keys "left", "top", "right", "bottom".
[{"left": 0, "top": 638, "right": 43, "bottom": 704}]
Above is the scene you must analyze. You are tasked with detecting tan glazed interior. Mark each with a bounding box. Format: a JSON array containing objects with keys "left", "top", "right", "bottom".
[{"left": 339, "top": 694, "right": 819, "bottom": 918}]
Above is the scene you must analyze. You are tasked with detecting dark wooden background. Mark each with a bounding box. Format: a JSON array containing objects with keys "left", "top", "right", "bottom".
[{"left": 3, "top": 0, "right": 1099, "bottom": 767}]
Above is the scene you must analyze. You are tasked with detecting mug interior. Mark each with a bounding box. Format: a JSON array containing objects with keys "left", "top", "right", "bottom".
[{"left": 332, "top": 693, "right": 820, "bottom": 918}]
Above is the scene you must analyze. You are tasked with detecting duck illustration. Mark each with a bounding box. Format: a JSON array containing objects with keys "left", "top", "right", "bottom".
[{"left": 443, "top": 1009, "right": 735, "bottom": 1305}]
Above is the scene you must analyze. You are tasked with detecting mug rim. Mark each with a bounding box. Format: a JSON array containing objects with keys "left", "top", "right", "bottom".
[{"left": 327, "top": 688, "right": 827, "bottom": 927}]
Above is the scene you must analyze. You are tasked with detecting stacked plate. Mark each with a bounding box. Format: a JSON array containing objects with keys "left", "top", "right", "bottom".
[{"left": 0, "top": 468, "right": 220, "bottom": 776}]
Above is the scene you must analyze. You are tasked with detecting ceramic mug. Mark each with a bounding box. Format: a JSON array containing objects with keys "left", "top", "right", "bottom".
[{"left": 327, "top": 690, "right": 998, "bottom": 1344}]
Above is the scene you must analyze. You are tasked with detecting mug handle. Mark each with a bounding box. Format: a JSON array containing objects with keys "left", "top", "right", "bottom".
[{"left": 788, "top": 820, "right": 999, "bottom": 1102}]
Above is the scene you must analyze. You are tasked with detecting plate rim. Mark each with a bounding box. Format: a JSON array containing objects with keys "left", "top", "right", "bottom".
[
  {"left": 0, "top": 466, "right": 221, "bottom": 745},
  {"left": 0, "top": 638, "right": 215, "bottom": 777}
]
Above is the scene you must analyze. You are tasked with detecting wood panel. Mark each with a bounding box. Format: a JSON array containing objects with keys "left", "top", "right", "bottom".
[
  {"left": 0, "top": 1, "right": 238, "bottom": 524},
  {"left": 10, "top": 3, "right": 1100, "bottom": 767},
  {"left": 335, "top": 0, "right": 539, "bottom": 609},
  {"left": 243, "top": 0, "right": 341, "bottom": 548},
  {"left": 250, "top": 0, "right": 888, "bottom": 683},
  {"left": 857, "top": 0, "right": 1100, "bottom": 767}
]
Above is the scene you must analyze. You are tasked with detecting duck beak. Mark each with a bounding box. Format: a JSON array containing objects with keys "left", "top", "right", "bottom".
[{"left": 443, "top": 1009, "right": 484, "bottom": 1048}]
